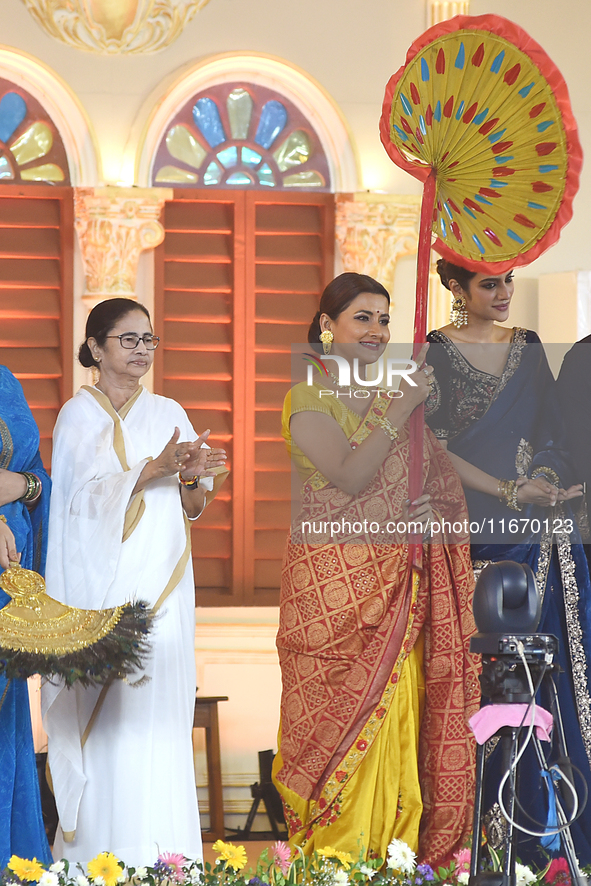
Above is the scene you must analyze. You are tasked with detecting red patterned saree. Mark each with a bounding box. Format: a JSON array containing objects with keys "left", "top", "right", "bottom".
[{"left": 274, "top": 389, "right": 480, "bottom": 865}]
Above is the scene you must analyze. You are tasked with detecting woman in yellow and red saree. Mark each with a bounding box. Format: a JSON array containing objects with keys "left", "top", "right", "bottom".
[{"left": 273, "top": 273, "right": 480, "bottom": 867}]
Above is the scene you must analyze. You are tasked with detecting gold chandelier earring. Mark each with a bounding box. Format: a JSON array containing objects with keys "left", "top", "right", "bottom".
[
  {"left": 450, "top": 294, "right": 468, "bottom": 328},
  {"left": 319, "top": 329, "right": 333, "bottom": 355}
]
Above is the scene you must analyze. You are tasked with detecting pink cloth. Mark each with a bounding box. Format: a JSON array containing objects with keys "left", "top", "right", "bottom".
[{"left": 469, "top": 704, "right": 553, "bottom": 744}]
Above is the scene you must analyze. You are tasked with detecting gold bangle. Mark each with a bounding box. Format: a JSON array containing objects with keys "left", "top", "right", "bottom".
[
  {"left": 179, "top": 473, "right": 200, "bottom": 489},
  {"left": 373, "top": 415, "right": 399, "bottom": 442},
  {"left": 498, "top": 478, "right": 522, "bottom": 511},
  {"left": 0, "top": 514, "right": 6, "bottom": 524}
]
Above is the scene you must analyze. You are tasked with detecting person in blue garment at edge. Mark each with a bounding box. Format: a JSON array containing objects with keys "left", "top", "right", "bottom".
[
  {"left": 425, "top": 258, "right": 591, "bottom": 865},
  {"left": 0, "top": 364, "right": 52, "bottom": 868}
]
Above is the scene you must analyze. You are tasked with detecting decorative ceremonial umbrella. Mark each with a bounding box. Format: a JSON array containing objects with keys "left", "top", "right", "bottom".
[{"left": 379, "top": 14, "right": 582, "bottom": 553}]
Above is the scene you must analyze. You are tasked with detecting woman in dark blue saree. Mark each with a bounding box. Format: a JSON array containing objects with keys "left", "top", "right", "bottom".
[
  {"left": 425, "top": 259, "right": 591, "bottom": 866},
  {"left": 0, "top": 365, "right": 52, "bottom": 867}
]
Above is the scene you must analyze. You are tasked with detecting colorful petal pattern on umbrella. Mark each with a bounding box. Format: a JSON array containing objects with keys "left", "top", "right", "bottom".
[{"left": 380, "top": 15, "right": 582, "bottom": 273}]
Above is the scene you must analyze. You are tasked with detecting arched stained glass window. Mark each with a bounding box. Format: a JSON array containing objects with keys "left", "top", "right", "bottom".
[
  {"left": 152, "top": 82, "right": 330, "bottom": 190},
  {"left": 0, "top": 79, "right": 70, "bottom": 184}
]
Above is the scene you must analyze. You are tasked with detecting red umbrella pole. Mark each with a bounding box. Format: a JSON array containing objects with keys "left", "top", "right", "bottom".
[{"left": 409, "top": 169, "right": 437, "bottom": 565}]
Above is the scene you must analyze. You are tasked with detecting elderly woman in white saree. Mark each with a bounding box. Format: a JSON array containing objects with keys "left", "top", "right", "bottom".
[{"left": 43, "top": 298, "right": 227, "bottom": 867}]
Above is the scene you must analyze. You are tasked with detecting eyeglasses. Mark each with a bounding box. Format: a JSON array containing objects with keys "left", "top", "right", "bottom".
[{"left": 105, "top": 333, "right": 160, "bottom": 350}]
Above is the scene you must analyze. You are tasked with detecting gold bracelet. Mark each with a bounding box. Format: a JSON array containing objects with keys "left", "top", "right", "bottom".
[
  {"left": 0, "top": 514, "right": 6, "bottom": 524},
  {"left": 498, "top": 478, "right": 522, "bottom": 511},
  {"left": 179, "top": 473, "right": 200, "bottom": 489},
  {"left": 373, "top": 415, "right": 399, "bottom": 442}
]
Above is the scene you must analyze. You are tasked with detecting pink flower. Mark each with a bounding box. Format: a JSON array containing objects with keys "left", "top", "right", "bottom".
[
  {"left": 453, "top": 849, "right": 471, "bottom": 874},
  {"left": 156, "top": 853, "right": 187, "bottom": 884},
  {"left": 545, "top": 859, "right": 571, "bottom": 886},
  {"left": 271, "top": 842, "right": 291, "bottom": 876}
]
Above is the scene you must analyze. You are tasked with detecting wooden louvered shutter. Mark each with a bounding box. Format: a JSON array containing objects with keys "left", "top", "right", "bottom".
[
  {"left": 245, "top": 192, "right": 334, "bottom": 604},
  {"left": 0, "top": 185, "right": 73, "bottom": 466},
  {"left": 154, "top": 193, "right": 244, "bottom": 605},
  {"left": 155, "top": 190, "right": 334, "bottom": 606}
]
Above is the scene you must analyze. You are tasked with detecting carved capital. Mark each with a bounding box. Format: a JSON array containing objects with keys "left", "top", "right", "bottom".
[
  {"left": 74, "top": 187, "right": 172, "bottom": 298},
  {"left": 335, "top": 196, "right": 421, "bottom": 293}
]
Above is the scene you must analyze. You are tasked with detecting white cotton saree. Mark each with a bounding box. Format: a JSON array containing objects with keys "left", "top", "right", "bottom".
[{"left": 43, "top": 386, "right": 212, "bottom": 866}]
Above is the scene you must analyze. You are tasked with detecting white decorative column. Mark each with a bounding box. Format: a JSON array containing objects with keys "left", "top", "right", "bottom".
[
  {"left": 74, "top": 186, "right": 172, "bottom": 301},
  {"left": 335, "top": 194, "right": 452, "bottom": 341},
  {"left": 73, "top": 186, "right": 173, "bottom": 392},
  {"left": 335, "top": 195, "right": 421, "bottom": 296},
  {"left": 427, "top": 0, "right": 470, "bottom": 27}
]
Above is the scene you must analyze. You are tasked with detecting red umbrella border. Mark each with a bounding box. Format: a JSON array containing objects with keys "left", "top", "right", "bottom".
[{"left": 379, "top": 13, "right": 583, "bottom": 274}]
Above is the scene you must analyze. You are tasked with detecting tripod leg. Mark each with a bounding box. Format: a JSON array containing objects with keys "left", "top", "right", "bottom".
[
  {"left": 531, "top": 733, "right": 586, "bottom": 886},
  {"left": 470, "top": 741, "right": 486, "bottom": 883},
  {"left": 242, "top": 796, "right": 261, "bottom": 837},
  {"left": 500, "top": 729, "right": 519, "bottom": 886}
]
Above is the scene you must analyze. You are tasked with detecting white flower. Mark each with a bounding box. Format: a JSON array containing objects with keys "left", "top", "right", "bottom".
[
  {"left": 334, "top": 872, "right": 349, "bottom": 886},
  {"left": 457, "top": 873, "right": 470, "bottom": 885},
  {"left": 359, "top": 865, "right": 377, "bottom": 881},
  {"left": 39, "top": 873, "right": 59, "bottom": 886},
  {"left": 77, "top": 877, "right": 89, "bottom": 886},
  {"left": 386, "top": 838, "right": 416, "bottom": 874},
  {"left": 50, "top": 863, "right": 65, "bottom": 874},
  {"left": 94, "top": 878, "right": 106, "bottom": 886},
  {"left": 117, "top": 876, "right": 127, "bottom": 884},
  {"left": 515, "top": 865, "right": 537, "bottom": 886},
  {"left": 135, "top": 869, "right": 148, "bottom": 880}
]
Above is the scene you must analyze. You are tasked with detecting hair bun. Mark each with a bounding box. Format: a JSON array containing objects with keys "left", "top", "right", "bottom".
[{"left": 78, "top": 340, "right": 98, "bottom": 369}]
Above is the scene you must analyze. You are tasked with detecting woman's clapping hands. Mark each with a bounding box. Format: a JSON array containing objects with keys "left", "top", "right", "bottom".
[{"left": 150, "top": 428, "right": 227, "bottom": 481}]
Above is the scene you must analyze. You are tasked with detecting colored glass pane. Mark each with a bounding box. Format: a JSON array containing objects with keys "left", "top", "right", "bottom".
[
  {"left": 193, "top": 97, "right": 226, "bottom": 148},
  {"left": 257, "top": 164, "right": 275, "bottom": 187},
  {"left": 20, "top": 163, "right": 64, "bottom": 182},
  {"left": 227, "top": 88, "right": 253, "bottom": 139},
  {"left": 0, "top": 93, "right": 26, "bottom": 143},
  {"left": 242, "top": 147, "right": 262, "bottom": 167},
  {"left": 204, "top": 161, "right": 222, "bottom": 185},
  {"left": 283, "top": 170, "right": 325, "bottom": 187},
  {"left": 217, "top": 146, "right": 238, "bottom": 168},
  {"left": 155, "top": 165, "right": 198, "bottom": 183},
  {"left": 226, "top": 171, "right": 254, "bottom": 185},
  {"left": 153, "top": 81, "right": 330, "bottom": 190},
  {"left": 0, "top": 155, "right": 14, "bottom": 179},
  {"left": 273, "top": 130, "right": 310, "bottom": 171},
  {"left": 166, "top": 124, "right": 207, "bottom": 169},
  {"left": 10, "top": 122, "right": 52, "bottom": 166},
  {"left": 254, "top": 100, "right": 287, "bottom": 149}
]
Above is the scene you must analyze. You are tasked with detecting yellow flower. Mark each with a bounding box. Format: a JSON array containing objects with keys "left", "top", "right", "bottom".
[
  {"left": 7, "top": 857, "right": 45, "bottom": 882},
  {"left": 212, "top": 840, "right": 248, "bottom": 872},
  {"left": 87, "top": 852, "right": 124, "bottom": 886},
  {"left": 316, "top": 848, "right": 354, "bottom": 870}
]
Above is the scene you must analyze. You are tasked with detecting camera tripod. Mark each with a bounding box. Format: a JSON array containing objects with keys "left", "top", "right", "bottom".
[{"left": 469, "top": 638, "right": 586, "bottom": 886}]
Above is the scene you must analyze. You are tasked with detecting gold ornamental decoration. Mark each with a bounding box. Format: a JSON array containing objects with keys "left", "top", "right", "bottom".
[
  {"left": 0, "top": 564, "right": 124, "bottom": 655},
  {"left": 335, "top": 195, "right": 420, "bottom": 293},
  {"left": 0, "top": 562, "right": 153, "bottom": 686},
  {"left": 20, "top": 0, "right": 212, "bottom": 55},
  {"left": 74, "top": 187, "right": 172, "bottom": 298}
]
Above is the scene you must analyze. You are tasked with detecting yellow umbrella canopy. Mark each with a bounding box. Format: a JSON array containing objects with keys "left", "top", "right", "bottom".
[{"left": 380, "top": 14, "right": 582, "bottom": 273}]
